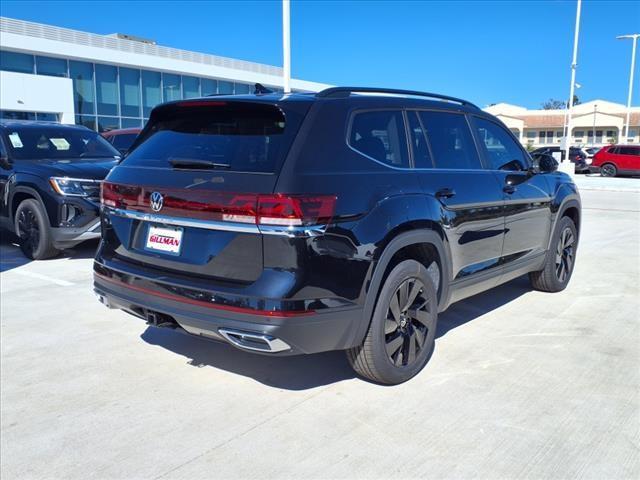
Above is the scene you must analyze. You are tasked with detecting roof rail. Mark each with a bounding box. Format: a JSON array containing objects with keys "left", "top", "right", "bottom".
[{"left": 316, "top": 87, "right": 478, "bottom": 109}]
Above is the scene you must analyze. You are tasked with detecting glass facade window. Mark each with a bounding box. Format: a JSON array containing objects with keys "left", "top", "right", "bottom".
[
  {"left": 218, "top": 81, "right": 234, "bottom": 94},
  {"left": 0, "top": 50, "right": 285, "bottom": 132},
  {"left": 183, "top": 76, "right": 200, "bottom": 99},
  {"left": 163, "top": 73, "right": 182, "bottom": 102},
  {"left": 35, "top": 56, "right": 67, "bottom": 77},
  {"left": 0, "top": 110, "right": 36, "bottom": 121},
  {"left": 98, "top": 116, "right": 120, "bottom": 133},
  {"left": 36, "top": 112, "right": 60, "bottom": 122},
  {"left": 69, "top": 61, "right": 95, "bottom": 114},
  {"left": 121, "top": 118, "right": 143, "bottom": 129},
  {"left": 95, "top": 64, "right": 118, "bottom": 116},
  {"left": 142, "top": 70, "right": 161, "bottom": 117},
  {"left": 0, "top": 110, "right": 59, "bottom": 122},
  {"left": 120, "top": 68, "right": 141, "bottom": 117},
  {"left": 235, "top": 83, "right": 251, "bottom": 94},
  {"left": 0, "top": 51, "right": 34, "bottom": 73},
  {"left": 76, "top": 115, "right": 96, "bottom": 131},
  {"left": 201, "top": 78, "right": 217, "bottom": 96}
]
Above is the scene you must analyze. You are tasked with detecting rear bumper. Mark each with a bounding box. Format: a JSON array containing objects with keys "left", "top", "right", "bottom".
[{"left": 93, "top": 264, "right": 363, "bottom": 356}]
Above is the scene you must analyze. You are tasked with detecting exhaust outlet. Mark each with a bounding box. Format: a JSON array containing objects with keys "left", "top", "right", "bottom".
[
  {"left": 218, "top": 328, "right": 291, "bottom": 353},
  {"left": 145, "top": 310, "right": 180, "bottom": 329},
  {"left": 94, "top": 291, "right": 112, "bottom": 308}
]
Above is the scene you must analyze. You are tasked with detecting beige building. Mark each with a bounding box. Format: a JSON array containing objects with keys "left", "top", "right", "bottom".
[{"left": 484, "top": 100, "right": 640, "bottom": 149}]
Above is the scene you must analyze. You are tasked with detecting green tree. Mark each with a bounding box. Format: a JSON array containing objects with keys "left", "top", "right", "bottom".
[{"left": 542, "top": 99, "right": 566, "bottom": 110}]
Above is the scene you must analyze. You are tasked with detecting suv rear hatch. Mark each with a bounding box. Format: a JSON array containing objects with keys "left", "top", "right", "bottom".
[{"left": 99, "top": 99, "right": 312, "bottom": 284}]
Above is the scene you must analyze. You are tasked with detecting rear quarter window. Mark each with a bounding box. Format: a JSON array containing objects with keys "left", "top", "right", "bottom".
[
  {"left": 348, "top": 110, "right": 409, "bottom": 168},
  {"left": 618, "top": 146, "right": 640, "bottom": 156},
  {"left": 123, "top": 102, "right": 303, "bottom": 173}
]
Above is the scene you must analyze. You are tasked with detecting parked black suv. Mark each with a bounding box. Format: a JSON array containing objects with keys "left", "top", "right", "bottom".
[
  {"left": 0, "top": 121, "right": 120, "bottom": 259},
  {"left": 93, "top": 87, "right": 581, "bottom": 384},
  {"left": 530, "top": 146, "right": 589, "bottom": 173}
]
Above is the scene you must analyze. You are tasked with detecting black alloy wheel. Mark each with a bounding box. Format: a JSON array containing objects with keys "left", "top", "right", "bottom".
[
  {"left": 555, "top": 227, "right": 575, "bottom": 283},
  {"left": 14, "top": 199, "right": 59, "bottom": 260},
  {"left": 384, "top": 278, "right": 434, "bottom": 367},
  {"left": 17, "top": 207, "right": 41, "bottom": 258},
  {"left": 600, "top": 163, "right": 617, "bottom": 177},
  {"left": 529, "top": 216, "right": 578, "bottom": 292},
  {"left": 347, "top": 259, "right": 439, "bottom": 384}
]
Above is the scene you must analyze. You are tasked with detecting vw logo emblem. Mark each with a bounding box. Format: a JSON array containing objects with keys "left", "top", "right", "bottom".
[{"left": 150, "top": 191, "right": 164, "bottom": 212}]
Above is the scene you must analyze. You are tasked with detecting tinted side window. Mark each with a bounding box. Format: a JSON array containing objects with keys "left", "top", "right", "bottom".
[
  {"left": 473, "top": 117, "right": 528, "bottom": 170},
  {"left": 618, "top": 146, "right": 640, "bottom": 156},
  {"left": 111, "top": 134, "right": 138, "bottom": 150},
  {"left": 407, "top": 111, "right": 432, "bottom": 168},
  {"left": 608, "top": 147, "right": 619, "bottom": 154},
  {"left": 349, "top": 111, "right": 409, "bottom": 168},
  {"left": 418, "top": 111, "right": 481, "bottom": 169}
]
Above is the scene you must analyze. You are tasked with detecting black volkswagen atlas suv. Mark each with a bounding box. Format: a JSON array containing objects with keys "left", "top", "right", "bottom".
[
  {"left": 0, "top": 121, "right": 120, "bottom": 259},
  {"left": 94, "top": 87, "right": 581, "bottom": 384}
]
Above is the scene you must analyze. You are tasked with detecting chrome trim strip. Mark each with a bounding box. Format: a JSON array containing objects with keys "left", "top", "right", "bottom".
[
  {"left": 106, "top": 207, "right": 327, "bottom": 237},
  {"left": 107, "top": 207, "right": 261, "bottom": 234},
  {"left": 218, "top": 328, "right": 291, "bottom": 353},
  {"left": 258, "top": 224, "right": 328, "bottom": 237}
]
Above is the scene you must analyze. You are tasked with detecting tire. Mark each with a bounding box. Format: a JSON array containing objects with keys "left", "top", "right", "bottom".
[
  {"left": 600, "top": 163, "right": 617, "bottom": 177},
  {"left": 14, "top": 199, "right": 59, "bottom": 260},
  {"left": 529, "top": 216, "right": 577, "bottom": 293},
  {"left": 347, "top": 259, "right": 438, "bottom": 384}
]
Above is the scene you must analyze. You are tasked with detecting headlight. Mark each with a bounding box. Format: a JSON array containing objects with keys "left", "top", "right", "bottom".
[{"left": 49, "top": 177, "right": 98, "bottom": 197}]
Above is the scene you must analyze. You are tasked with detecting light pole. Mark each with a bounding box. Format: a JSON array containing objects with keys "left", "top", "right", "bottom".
[
  {"left": 282, "top": 0, "right": 291, "bottom": 93},
  {"left": 564, "top": 0, "right": 582, "bottom": 168},
  {"left": 617, "top": 34, "right": 639, "bottom": 144},
  {"left": 592, "top": 103, "right": 597, "bottom": 147}
]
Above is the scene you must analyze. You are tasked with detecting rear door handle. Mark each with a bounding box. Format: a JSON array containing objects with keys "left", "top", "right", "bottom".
[
  {"left": 503, "top": 185, "right": 517, "bottom": 194},
  {"left": 435, "top": 188, "right": 456, "bottom": 199}
]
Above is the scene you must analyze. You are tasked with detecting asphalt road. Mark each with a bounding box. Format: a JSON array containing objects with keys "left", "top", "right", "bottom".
[{"left": 1, "top": 180, "right": 639, "bottom": 480}]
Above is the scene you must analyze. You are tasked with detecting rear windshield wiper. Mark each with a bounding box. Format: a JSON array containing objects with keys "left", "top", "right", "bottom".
[{"left": 168, "top": 158, "right": 231, "bottom": 169}]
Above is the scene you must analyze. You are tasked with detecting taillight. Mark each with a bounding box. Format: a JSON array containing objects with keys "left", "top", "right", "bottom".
[
  {"left": 257, "top": 195, "right": 337, "bottom": 226},
  {"left": 101, "top": 182, "right": 337, "bottom": 227},
  {"left": 101, "top": 182, "right": 141, "bottom": 208}
]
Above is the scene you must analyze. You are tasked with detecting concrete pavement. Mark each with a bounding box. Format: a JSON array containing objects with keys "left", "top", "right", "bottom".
[{"left": 1, "top": 185, "right": 639, "bottom": 479}]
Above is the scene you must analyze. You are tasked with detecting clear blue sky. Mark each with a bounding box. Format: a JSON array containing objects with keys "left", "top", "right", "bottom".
[{"left": 2, "top": 0, "right": 638, "bottom": 108}]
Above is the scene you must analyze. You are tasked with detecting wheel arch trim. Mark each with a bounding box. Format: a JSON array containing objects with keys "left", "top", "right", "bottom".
[
  {"left": 549, "top": 197, "right": 581, "bottom": 249},
  {"left": 350, "top": 229, "right": 451, "bottom": 348},
  {"left": 9, "top": 185, "right": 48, "bottom": 227}
]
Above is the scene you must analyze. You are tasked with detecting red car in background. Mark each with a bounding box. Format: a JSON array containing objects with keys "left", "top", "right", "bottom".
[
  {"left": 591, "top": 144, "right": 640, "bottom": 177},
  {"left": 101, "top": 128, "right": 141, "bottom": 156}
]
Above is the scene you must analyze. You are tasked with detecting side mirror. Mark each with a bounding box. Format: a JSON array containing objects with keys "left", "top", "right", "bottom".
[
  {"left": 0, "top": 153, "right": 11, "bottom": 170},
  {"left": 530, "top": 153, "right": 558, "bottom": 174}
]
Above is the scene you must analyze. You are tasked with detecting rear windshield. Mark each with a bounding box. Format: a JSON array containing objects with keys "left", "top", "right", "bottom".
[
  {"left": 123, "top": 102, "right": 301, "bottom": 173},
  {"left": 3, "top": 126, "right": 120, "bottom": 160}
]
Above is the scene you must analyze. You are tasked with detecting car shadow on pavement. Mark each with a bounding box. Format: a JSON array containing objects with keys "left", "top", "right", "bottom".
[
  {"left": 0, "top": 233, "right": 31, "bottom": 273},
  {"left": 0, "top": 236, "right": 99, "bottom": 273},
  {"left": 436, "top": 275, "right": 531, "bottom": 338},
  {"left": 141, "top": 326, "right": 356, "bottom": 390},
  {"left": 140, "top": 275, "right": 532, "bottom": 390}
]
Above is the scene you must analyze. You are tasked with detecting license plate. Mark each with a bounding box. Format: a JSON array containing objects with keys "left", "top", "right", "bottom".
[{"left": 145, "top": 225, "right": 183, "bottom": 255}]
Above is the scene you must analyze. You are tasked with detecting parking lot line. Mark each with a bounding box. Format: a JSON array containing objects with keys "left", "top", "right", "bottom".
[{"left": 13, "top": 270, "right": 74, "bottom": 287}]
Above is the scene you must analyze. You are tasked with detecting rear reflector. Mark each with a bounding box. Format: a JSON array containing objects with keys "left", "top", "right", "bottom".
[{"left": 101, "top": 182, "right": 336, "bottom": 227}]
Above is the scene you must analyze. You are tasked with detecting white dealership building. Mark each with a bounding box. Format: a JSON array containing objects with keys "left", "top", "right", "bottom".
[
  {"left": 0, "top": 17, "right": 329, "bottom": 131},
  {"left": 485, "top": 101, "right": 640, "bottom": 148}
]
